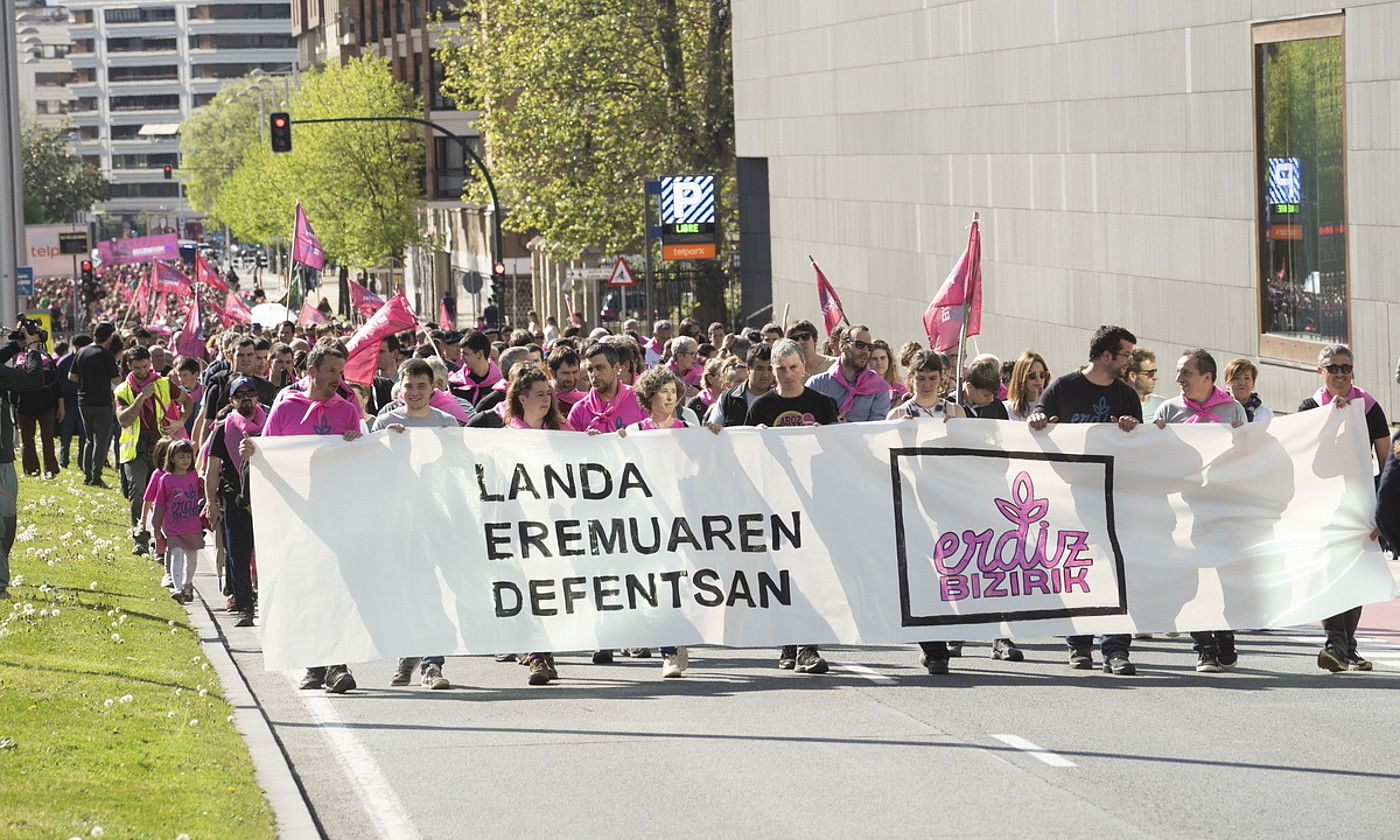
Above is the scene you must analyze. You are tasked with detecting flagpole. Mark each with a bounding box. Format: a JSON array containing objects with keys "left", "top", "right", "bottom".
[
  {"left": 951, "top": 212, "right": 979, "bottom": 417},
  {"left": 807, "top": 255, "right": 852, "bottom": 327}
]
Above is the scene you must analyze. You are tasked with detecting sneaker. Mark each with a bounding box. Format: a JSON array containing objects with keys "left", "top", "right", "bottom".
[
  {"left": 391, "top": 658, "right": 419, "bottom": 686},
  {"left": 1217, "top": 647, "right": 1238, "bottom": 671},
  {"left": 1346, "top": 650, "right": 1373, "bottom": 672},
  {"left": 591, "top": 649, "right": 614, "bottom": 665},
  {"left": 160, "top": 573, "right": 173, "bottom": 588},
  {"left": 1069, "top": 647, "right": 1094, "bottom": 670},
  {"left": 1103, "top": 654, "right": 1136, "bottom": 676},
  {"left": 234, "top": 611, "right": 255, "bottom": 628},
  {"left": 992, "top": 639, "right": 1024, "bottom": 662},
  {"left": 527, "top": 656, "right": 553, "bottom": 685},
  {"left": 1195, "top": 652, "right": 1222, "bottom": 673},
  {"left": 777, "top": 645, "right": 797, "bottom": 670},
  {"left": 1164, "top": 631, "right": 1181, "bottom": 638},
  {"left": 1316, "top": 645, "right": 1348, "bottom": 673},
  {"left": 946, "top": 641, "right": 964, "bottom": 658},
  {"left": 299, "top": 667, "right": 326, "bottom": 690},
  {"left": 926, "top": 658, "right": 949, "bottom": 675},
  {"left": 623, "top": 648, "right": 652, "bottom": 658},
  {"left": 90, "top": 479, "right": 110, "bottom": 489},
  {"left": 324, "top": 666, "right": 357, "bottom": 694},
  {"left": 661, "top": 650, "right": 686, "bottom": 678},
  {"left": 1132, "top": 633, "right": 1153, "bottom": 640},
  {"left": 421, "top": 664, "right": 450, "bottom": 690},
  {"left": 181, "top": 584, "right": 194, "bottom": 603},
  {"left": 170, "top": 589, "right": 185, "bottom": 604},
  {"left": 541, "top": 655, "right": 559, "bottom": 681},
  {"left": 494, "top": 653, "right": 518, "bottom": 663},
  {"left": 794, "top": 645, "right": 828, "bottom": 675}
]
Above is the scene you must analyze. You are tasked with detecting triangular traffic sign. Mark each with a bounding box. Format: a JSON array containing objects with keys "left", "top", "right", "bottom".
[{"left": 608, "top": 256, "right": 636, "bottom": 286}]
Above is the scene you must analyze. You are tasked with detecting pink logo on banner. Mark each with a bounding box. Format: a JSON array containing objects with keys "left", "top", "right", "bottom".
[
  {"left": 97, "top": 233, "right": 180, "bottom": 266},
  {"left": 932, "top": 472, "right": 1094, "bottom": 603}
]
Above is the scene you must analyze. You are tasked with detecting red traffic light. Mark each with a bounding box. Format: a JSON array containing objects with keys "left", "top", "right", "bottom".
[
  {"left": 492, "top": 262, "right": 507, "bottom": 276},
  {"left": 162, "top": 165, "right": 173, "bottom": 179},
  {"left": 272, "top": 115, "right": 288, "bottom": 129},
  {"left": 269, "top": 112, "right": 293, "bottom": 153},
  {"left": 80, "top": 260, "right": 93, "bottom": 271}
]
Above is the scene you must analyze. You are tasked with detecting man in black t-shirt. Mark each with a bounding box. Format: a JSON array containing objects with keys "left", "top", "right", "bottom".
[
  {"left": 1029, "top": 325, "right": 1144, "bottom": 676},
  {"left": 745, "top": 339, "right": 837, "bottom": 675},
  {"left": 196, "top": 337, "right": 279, "bottom": 446},
  {"left": 69, "top": 322, "right": 120, "bottom": 486},
  {"left": 1298, "top": 343, "right": 1389, "bottom": 673}
]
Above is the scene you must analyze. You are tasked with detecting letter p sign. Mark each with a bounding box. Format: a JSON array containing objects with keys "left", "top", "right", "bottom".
[{"left": 660, "top": 175, "right": 715, "bottom": 225}]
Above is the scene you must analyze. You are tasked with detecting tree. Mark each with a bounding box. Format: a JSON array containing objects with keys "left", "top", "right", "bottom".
[
  {"left": 437, "top": 0, "right": 734, "bottom": 257},
  {"left": 179, "top": 78, "right": 270, "bottom": 226},
  {"left": 21, "top": 123, "right": 109, "bottom": 224},
  {"left": 211, "top": 57, "right": 425, "bottom": 267}
]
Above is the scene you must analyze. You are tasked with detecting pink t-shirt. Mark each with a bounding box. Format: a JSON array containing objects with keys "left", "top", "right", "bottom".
[
  {"left": 566, "top": 384, "right": 647, "bottom": 433},
  {"left": 155, "top": 471, "right": 203, "bottom": 536},
  {"left": 638, "top": 417, "right": 686, "bottom": 431},
  {"left": 143, "top": 468, "right": 167, "bottom": 503},
  {"left": 264, "top": 391, "right": 364, "bottom": 437}
]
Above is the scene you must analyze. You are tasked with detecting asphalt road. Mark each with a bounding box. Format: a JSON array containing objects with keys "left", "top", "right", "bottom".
[{"left": 201, "top": 561, "right": 1400, "bottom": 840}]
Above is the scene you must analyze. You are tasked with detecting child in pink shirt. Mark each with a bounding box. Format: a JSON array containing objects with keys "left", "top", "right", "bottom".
[{"left": 153, "top": 440, "right": 205, "bottom": 603}]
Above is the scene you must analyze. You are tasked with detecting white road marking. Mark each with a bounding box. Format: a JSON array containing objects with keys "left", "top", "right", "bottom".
[
  {"left": 835, "top": 662, "right": 896, "bottom": 684},
  {"left": 992, "top": 734, "right": 1077, "bottom": 768},
  {"left": 286, "top": 673, "right": 422, "bottom": 840}
]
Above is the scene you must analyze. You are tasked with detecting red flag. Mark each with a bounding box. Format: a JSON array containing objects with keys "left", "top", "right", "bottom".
[
  {"left": 343, "top": 293, "right": 419, "bottom": 385},
  {"left": 299, "top": 298, "right": 328, "bottom": 325},
  {"left": 195, "top": 253, "right": 228, "bottom": 293},
  {"left": 223, "top": 291, "right": 253, "bottom": 326},
  {"left": 152, "top": 261, "right": 192, "bottom": 295},
  {"left": 292, "top": 202, "right": 326, "bottom": 270},
  {"left": 176, "top": 288, "right": 205, "bottom": 358},
  {"left": 811, "top": 259, "right": 847, "bottom": 336},
  {"left": 922, "top": 219, "right": 983, "bottom": 353},
  {"left": 348, "top": 278, "right": 384, "bottom": 318}
]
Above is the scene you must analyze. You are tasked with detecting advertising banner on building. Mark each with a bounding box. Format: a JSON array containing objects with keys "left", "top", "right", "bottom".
[
  {"left": 249, "top": 406, "right": 1393, "bottom": 671},
  {"left": 23, "top": 224, "right": 86, "bottom": 278}
]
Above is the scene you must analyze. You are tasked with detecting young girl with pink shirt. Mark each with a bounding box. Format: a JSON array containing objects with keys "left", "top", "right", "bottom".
[
  {"left": 153, "top": 440, "right": 205, "bottom": 603},
  {"left": 141, "top": 439, "right": 173, "bottom": 588}
]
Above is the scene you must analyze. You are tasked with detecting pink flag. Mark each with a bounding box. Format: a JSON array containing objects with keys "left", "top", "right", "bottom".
[
  {"left": 348, "top": 278, "right": 384, "bottom": 318},
  {"left": 343, "top": 293, "right": 419, "bottom": 385},
  {"left": 152, "top": 261, "right": 192, "bottom": 295},
  {"left": 811, "top": 260, "right": 847, "bottom": 336},
  {"left": 195, "top": 253, "right": 228, "bottom": 293},
  {"left": 438, "top": 299, "right": 452, "bottom": 329},
  {"left": 299, "top": 298, "right": 328, "bottom": 325},
  {"left": 292, "top": 203, "right": 326, "bottom": 270},
  {"left": 176, "top": 289, "right": 205, "bottom": 358},
  {"left": 135, "top": 276, "right": 150, "bottom": 318},
  {"left": 223, "top": 291, "right": 253, "bottom": 326},
  {"left": 922, "top": 219, "right": 983, "bottom": 353}
]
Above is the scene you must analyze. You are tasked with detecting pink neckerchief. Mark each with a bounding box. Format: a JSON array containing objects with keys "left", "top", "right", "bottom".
[
  {"left": 571, "top": 384, "right": 645, "bottom": 433},
  {"left": 667, "top": 358, "right": 703, "bottom": 387},
  {"left": 555, "top": 390, "right": 588, "bottom": 409},
  {"left": 222, "top": 404, "right": 267, "bottom": 473},
  {"left": 1313, "top": 385, "right": 1377, "bottom": 415},
  {"left": 126, "top": 369, "right": 162, "bottom": 429},
  {"left": 448, "top": 360, "right": 503, "bottom": 397},
  {"left": 698, "top": 388, "right": 719, "bottom": 406},
  {"left": 640, "top": 416, "right": 686, "bottom": 430},
  {"left": 507, "top": 416, "right": 534, "bottom": 430},
  {"left": 1182, "top": 385, "right": 1236, "bottom": 423},
  {"left": 272, "top": 390, "right": 359, "bottom": 436},
  {"left": 828, "top": 361, "right": 888, "bottom": 414}
]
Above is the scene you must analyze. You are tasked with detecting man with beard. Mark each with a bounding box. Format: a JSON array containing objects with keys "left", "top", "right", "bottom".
[{"left": 805, "top": 325, "right": 890, "bottom": 423}]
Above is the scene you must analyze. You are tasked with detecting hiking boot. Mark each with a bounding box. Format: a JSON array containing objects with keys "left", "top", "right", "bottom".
[
  {"left": 591, "top": 649, "right": 614, "bottom": 665},
  {"left": 992, "top": 639, "right": 1024, "bottom": 662},
  {"left": 946, "top": 641, "right": 964, "bottom": 658},
  {"left": 1195, "top": 652, "right": 1222, "bottom": 673},
  {"left": 926, "top": 658, "right": 949, "bottom": 675},
  {"left": 527, "top": 656, "right": 553, "bottom": 686},
  {"left": 623, "top": 648, "right": 652, "bottom": 658},
  {"left": 541, "top": 655, "right": 558, "bottom": 681},
  {"left": 391, "top": 658, "right": 419, "bottom": 686},
  {"left": 234, "top": 611, "right": 255, "bottom": 628},
  {"left": 1217, "top": 646, "right": 1238, "bottom": 671},
  {"left": 299, "top": 667, "right": 326, "bottom": 690},
  {"left": 661, "top": 647, "right": 688, "bottom": 678},
  {"left": 1069, "top": 647, "right": 1094, "bottom": 670},
  {"left": 1316, "top": 645, "right": 1348, "bottom": 673},
  {"left": 1346, "top": 650, "right": 1373, "bottom": 672},
  {"left": 181, "top": 584, "right": 193, "bottom": 603},
  {"left": 494, "top": 653, "right": 518, "bottom": 663},
  {"left": 777, "top": 645, "right": 797, "bottom": 670},
  {"left": 794, "top": 645, "right": 828, "bottom": 675},
  {"left": 1103, "top": 654, "right": 1136, "bottom": 676},
  {"left": 421, "top": 664, "right": 450, "bottom": 690},
  {"left": 324, "top": 666, "right": 356, "bottom": 694}
]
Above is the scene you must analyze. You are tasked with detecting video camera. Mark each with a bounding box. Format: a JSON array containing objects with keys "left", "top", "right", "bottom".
[{"left": 7, "top": 318, "right": 41, "bottom": 344}]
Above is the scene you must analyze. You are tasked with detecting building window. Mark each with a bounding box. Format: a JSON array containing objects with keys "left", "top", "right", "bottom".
[
  {"left": 1253, "top": 14, "right": 1346, "bottom": 361},
  {"left": 105, "top": 7, "right": 176, "bottom": 24},
  {"left": 433, "top": 135, "right": 481, "bottom": 199}
]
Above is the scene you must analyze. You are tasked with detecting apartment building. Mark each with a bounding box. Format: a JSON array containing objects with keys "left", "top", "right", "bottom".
[{"left": 14, "top": 0, "right": 74, "bottom": 128}]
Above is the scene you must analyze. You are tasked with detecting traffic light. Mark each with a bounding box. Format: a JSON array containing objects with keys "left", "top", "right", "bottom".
[
  {"left": 80, "top": 260, "right": 97, "bottom": 303},
  {"left": 269, "top": 112, "right": 292, "bottom": 153},
  {"left": 162, "top": 164, "right": 173, "bottom": 180},
  {"left": 492, "top": 262, "right": 506, "bottom": 277},
  {"left": 80, "top": 260, "right": 94, "bottom": 283}
]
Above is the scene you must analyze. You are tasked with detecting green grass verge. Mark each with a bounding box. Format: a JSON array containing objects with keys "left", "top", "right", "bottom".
[{"left": 0, "top": 469, "right": 276, "bottom": 840}]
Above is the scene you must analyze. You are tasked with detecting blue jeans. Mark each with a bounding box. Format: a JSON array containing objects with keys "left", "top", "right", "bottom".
[{"left": 222, "top": 500, "right": 255, "bottom": 613}]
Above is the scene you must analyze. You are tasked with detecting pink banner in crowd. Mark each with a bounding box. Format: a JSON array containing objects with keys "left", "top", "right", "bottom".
[
  {"left": 299, "top": 299, "right": 328, "bottom": 325},
  {"left": 812, "top": 260, "right": 847, "bottom": 337},
  {"left": 348, "top": 278, "right": 385, "bottom": 318},
  {"left": 922, "top": 218, "right": 983, "bottom": 353},
  {"left": 292, "top": 203, "right": 327, "bottom": 270},
  {"left": 176, "top": 289, "right": 205, "bottom": 358},
  {"left": 195, "top": 253, "right": 229, "bottom": 293},
  {"left": 97, "top": 233, "right": 180, "bottom": 266},
  {"left": 223, "top": 291, "right": 253, "bottom": 326},
  {"left": 343, "top": 293, "right": 418, "bottom": 385},
  {"left": 152, "top": 261, "right": 192, "bottom": 295}
]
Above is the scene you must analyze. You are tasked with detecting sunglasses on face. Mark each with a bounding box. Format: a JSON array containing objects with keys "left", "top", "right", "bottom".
[
  {"left": 1027, "top": 372, "right": 1050, "bottom": 381},
  {"left": 847, "top": 340, "right": 872, "bottom": 350},
  {"left": 1324, "top": 363, "right": 1353, "bottom": 374},
  {"left": 790, "top": 332, "right": 815, "bottom": 341}
]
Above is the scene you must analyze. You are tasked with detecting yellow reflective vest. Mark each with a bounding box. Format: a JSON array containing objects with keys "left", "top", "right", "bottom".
[{"left": 114, "top": 376, "right": 175, "bottom": 463}]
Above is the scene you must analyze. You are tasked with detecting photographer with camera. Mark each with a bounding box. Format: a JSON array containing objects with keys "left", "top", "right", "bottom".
[{"left": 0, "top": 319, "right": 58, "bottom": 599}]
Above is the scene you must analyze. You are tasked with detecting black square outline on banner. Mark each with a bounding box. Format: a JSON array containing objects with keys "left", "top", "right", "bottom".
[{"left": 889, "top": 447, "right": 1129, "bottom": 627}]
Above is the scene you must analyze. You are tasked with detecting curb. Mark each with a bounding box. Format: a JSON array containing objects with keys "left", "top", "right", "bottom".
[{"left": 185, "top": 574, "right": 325, "bottom": 839}]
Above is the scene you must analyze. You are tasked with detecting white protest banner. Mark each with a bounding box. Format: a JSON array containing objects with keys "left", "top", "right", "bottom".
[{"left": 248, "top": 404, "right": 1395, "bottom": 671}]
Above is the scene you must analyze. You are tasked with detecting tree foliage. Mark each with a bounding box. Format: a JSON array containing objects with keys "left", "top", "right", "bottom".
[
  {"left": 191, "top": 57, "right": 425, "bottom": 267},
  {"left": 437, "top": 0, "right": 734, "bottom": 257},
  {"left": 21, "top": 123, "right": 109, "bottom": 224},
  {"left": 179, "top": 79, "right": 266, "bottom": 225}
]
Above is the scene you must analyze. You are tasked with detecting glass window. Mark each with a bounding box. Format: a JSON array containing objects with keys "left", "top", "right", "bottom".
[{"left": 1254, "top": 16, "right": 1346, "bottom": 358}]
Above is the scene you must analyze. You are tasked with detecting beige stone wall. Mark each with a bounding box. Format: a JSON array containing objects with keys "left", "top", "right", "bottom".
[{"left": 734, "top": 0, "right": 1400, "bottom": 419}]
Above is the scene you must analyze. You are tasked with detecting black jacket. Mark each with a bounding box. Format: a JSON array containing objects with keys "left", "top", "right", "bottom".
[{"left": 0, "top": 343, "right": 54, "bottom": 464}]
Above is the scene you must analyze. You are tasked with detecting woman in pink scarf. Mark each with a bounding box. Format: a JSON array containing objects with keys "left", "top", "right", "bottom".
[{"left": 665, "top": 336, "right": 704, "bottom": 396}]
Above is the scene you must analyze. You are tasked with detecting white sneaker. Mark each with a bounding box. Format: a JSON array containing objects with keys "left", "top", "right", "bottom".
[
  {"left": 160, "top": 573, "right": 173, "bottom": 588},
  {"left": 661, "top": 646, "right": 688, "bottom": 678}
]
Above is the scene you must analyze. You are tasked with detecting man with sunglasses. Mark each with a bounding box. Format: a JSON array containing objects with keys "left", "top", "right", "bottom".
[
  {"left": 1127, "top": 348, "right": 1166, "bottom": 417},
  {"left": 1029, "top": 324, "right": 1143, "bottom": 676},
  {"left": 805, "top": 325, "right": 891, "bottom": 423},
  {"left": 1297, "top": 343, "right": 1390, "bottom": 673},
  {"left": 785, "top": 320, "right": 836, "bottom": 377}
]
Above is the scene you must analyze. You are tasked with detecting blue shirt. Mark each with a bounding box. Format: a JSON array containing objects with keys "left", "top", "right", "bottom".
[{"left": 805, "top": 369, "right": 891, "bottom": 423}]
